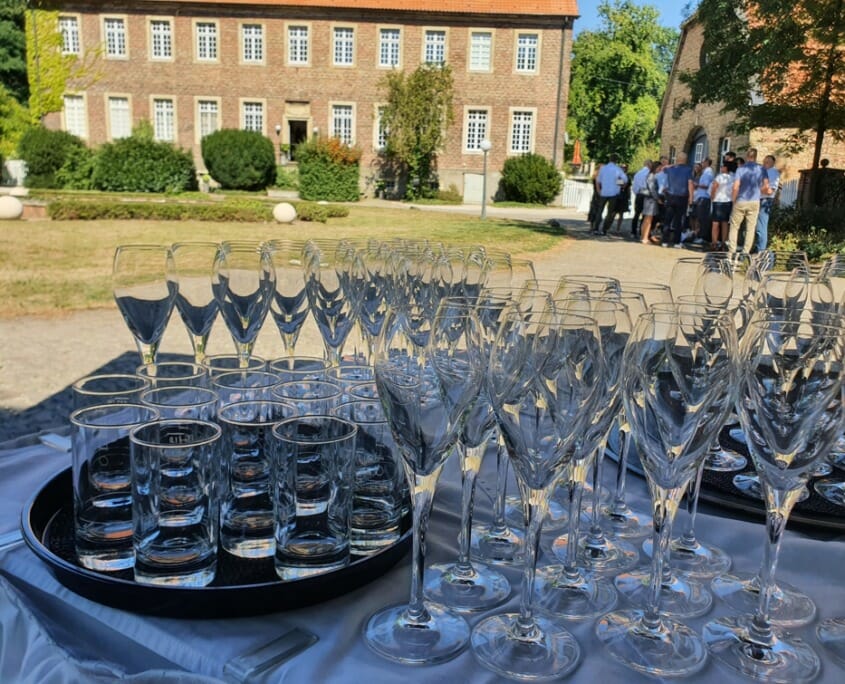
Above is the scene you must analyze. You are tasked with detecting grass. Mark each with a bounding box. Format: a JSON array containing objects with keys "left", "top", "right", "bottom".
[{"left": 0, "top": 205, "right": 565, "bottom": 318}]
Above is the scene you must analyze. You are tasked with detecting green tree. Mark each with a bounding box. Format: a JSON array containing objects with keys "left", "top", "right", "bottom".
[
  {"left": 679, "top": 0, "right": 845, "bottom": 172},
  {"left": 379, "top": 63, "right": 454, "bottom": 199},
  {"left": 568, "top": 1, "right": 679, "bottom": 164},
  {"left": 0, "top": 83, "right": 30, "bottom": 158},
  {"left": 0, "top": 0, "right": 27, "bottom": 104}
]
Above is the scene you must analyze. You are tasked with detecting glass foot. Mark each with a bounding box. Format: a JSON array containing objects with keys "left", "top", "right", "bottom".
[
  {"left": 424, "top": 561, "right": 511, "bottom": 612},
  {"left": 810, "top": 461, "right": 832, "bottom": 477},
  {"left": 534, "top": 565, "right": 618, "bottom": 620},
  {"left": 506, "top": 494, "right": 568, "bottom": 532},
  {"left": 642, "top": 536, "right": 731, "bottom": 579},
  {"left": 363, "top": 602, "right": 470, "bottom": 665},
  {"left": 470, "top": 521, "right": 525, "bottom": 566},
  {"left": 733, "top": 473, "right": 809, "bottom": 503},
  {"left": 471, "top": 612, "right": 581, "bottom": 681},
  {"left": 817, "top": 617, "right": 845, "bottom": 667},
  {"left": 705, "top": 445, "right": 747, "bottom": 472},
  {"left": 550, "top": 530, "right": 639, "bottom": 577},
  {"left": 595, "top": 609, "right": 707, "bottom": 678},
  {"left": 814, "top": 478, "right": 845, "bottom": 507},
  {"left": 599, "top": 503, "right": 653, "bottom": 539},
  {"left": 615, "top": 568, "right": 713, "bottom": 619},
  {"left": 711, "top": 572, "right": 817, "bottom": 628},
  {"left": 704, "top": 614, "right": 821, "bottom": 683}
]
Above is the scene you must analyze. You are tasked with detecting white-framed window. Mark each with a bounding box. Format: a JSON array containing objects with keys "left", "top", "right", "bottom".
[
  {"left": 469, "top": 31, "right": 492, "bottom": 72},
  {"left": 242, "top": 101, "right": 264, "bottom": 133},
  {"left": 669, "top": 146, "right": 677, "bottom": 164},
  {"left": 720, "top": 137, "right": 731, "bottom": 158},
  {"left": 464, "top": 109, "right": 489, "bottom": 152},
  {"left": 333, "top": 27, "right": 355, "bottom": 66},
  {"left": 693, "top": 142, "right": 704, "bottom": 163},
  {"left": 331, "top": 104, "right": 354, "bottom": 145},
  {"left": 63, "top": 95, "right": 87, "bottom": 138},
  {"left": 197, "top": 100, "right": 219, "bottom": 139},
  {"left": 104, "top": 17, "right": 127, "bottom": 58},
  {"left": 153, "top": 98, "right": 175, "bottom": 141},
  {"left": 59, "top": 16, "right": 80, "bottom": 55},
  {"left": 424, "top": 29, "right": 446, "bottom": 65},
  {"left": 288, "top": 25, "right": 309, "bottom": 65},
  {"left": 108, "top": 97, "right": 131, "bottom": 140},
  {"left": 379, "top": 28, "right": 400, "bottom": 67},
  {"left": 242, "top": 24, "right": 264, "bottom": 63},
  {"left": 196, "top": 22, "right": 218, "bottom": 61},
  {"left": 149, "top": 19, "right": 172, "bottom": 60},
  {"left": 510, "top": 110, "right": 534, "bottom": 154},
  {"left": 374, "top": 105, "right": 388, "bottom": 151},
  {"left": 515, "top": 33, "right": 538, "bottom": 73}
]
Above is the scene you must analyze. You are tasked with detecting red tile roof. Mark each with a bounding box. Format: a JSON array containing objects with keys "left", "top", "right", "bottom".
[{"left": 160, "top": 0, "right": 579, "bottom": 17}]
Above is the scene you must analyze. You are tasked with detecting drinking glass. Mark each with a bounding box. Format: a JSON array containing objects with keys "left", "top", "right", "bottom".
[
  {"left": 356, "top": 242, "right": 391, "bottom": 365},
  {"left": 363, "top": 305, "right": 483, "bottom": 665},
  {"left": 171, "top": 242, "right": 219, "bottom": 364},
  {"left": 471, "top": 309, "right": 603, "bottom": 680},
  {"left": 423, "top": 299, "right": 511, "bottom": 612},
  {"left": 265, "top": 239, "right": 310, "bottom": 359},
  {"left": 72, "top": 373, "right": 150, "bottom": 410},
  {"left": 212, "top": 370, "right": 280, "bottom": 407},
  {"left": 703, "top": 312, "right": 845, "bottom": 683},
  {"left": 113, "top": 244, "right": 178, "bottom": 367},
  {"left": 136, "top": 361, "right": 208, "bottom": 389},
  {"left": 272, "top": 379, "right": 342, "bottom": 416},
  {"left": 817, "top": 617, "right": 845, "bottom": 667},
  {"left": 202, "top": 353, "right": 267, "bottom": 378},
  {"left": 212, "top": 243, "right": 275, "bottom": 368},
  {"left": 268, "top": 355, "right": 329, "bottom": 383},
  {"left": 139, "top": 385, "right": 218, "bottom": 420},
  {"left": 595, "top": 304, "right": 738, "bottom": 678}
]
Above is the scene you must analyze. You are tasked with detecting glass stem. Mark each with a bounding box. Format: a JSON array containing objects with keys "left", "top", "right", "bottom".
[
  {"left": 491, "top": 432, "right": 510, "bottom": 533},
  {"left": 514, "top": 479, "right": 550, "bottom": 640},
  {"left": 456, "top": 443, "right": 483, "bottom": 571},
  {"left": 586, "top": 445, "right": 605, "bottom": 545},
  {"left": 406, "top": 463, "right": 445, "bottom": 623},
  {"left": 643, "top": 484, "right": 685, "bottom": 630},
  {"left": 680, "top": 461, "right": 705, "bottom": 548},
  {"left": 563, "top": 460, "right": 588, "bottom": 579},
  {"left": 611, "top": 424, "right": 631, "bottom": 514},
  {"left": 234, "top": 341, "right": 255, "bottom": 369},
  {"left": 136, "top": 340, "right": 159, "bottom": 368},
  {"left": 191, "top": 334, "right": 209, "bottom": 365}
]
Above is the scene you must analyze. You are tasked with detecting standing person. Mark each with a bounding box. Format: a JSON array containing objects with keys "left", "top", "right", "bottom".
[
  {"left": 692, "top": 158, "right": 713, "bottom": 245},
  {"left": 587, "top": 163, "right": 603, "bottom": 226},
  {"left": 710, "top": 158, "right": 734, "bottom": 250},
  {"left": 629, "top": 160, "right": 652, "bottom": 239},
  {"left": 661, "top": 152, "right": 695, "bottom": 248},
  {"left": 724, "top": 150, "right": 738, "bottom": 173},
  {"left": 591, "top": 153, "right": 628, "bottom": 235},
  {"left": 611, "top": 164, "right": 631, "bottom": 234},
  {"left": 727, "top": 148, "right": 770, "bottom": 253},
  {"left": 640, "top": 160, "right": 663, "bottom": 245},
  {"left": 754, "top": 154, "right": 780, "bottom": 252}
]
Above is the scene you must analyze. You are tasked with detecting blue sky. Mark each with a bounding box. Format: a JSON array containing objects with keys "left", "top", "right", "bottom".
[{"left": 573, "top": 1, "right": 689, "bottom": 36}]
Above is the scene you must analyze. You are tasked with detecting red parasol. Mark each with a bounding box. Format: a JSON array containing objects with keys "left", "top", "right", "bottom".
[{"left": 571, "top": 139, "right": 582, "bottom": 166}]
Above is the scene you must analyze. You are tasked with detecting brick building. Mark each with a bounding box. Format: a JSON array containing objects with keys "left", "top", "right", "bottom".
[
  {"left": 658, "top": 17, "right": 845, "bottom": 186},
  {"left": 34, "top": 0, "right": 578, "bottom": 198}
]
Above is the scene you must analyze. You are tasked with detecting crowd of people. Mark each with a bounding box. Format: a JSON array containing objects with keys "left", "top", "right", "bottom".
[{"left": 588, "top": 148, "right": 781, "bottom": 253}]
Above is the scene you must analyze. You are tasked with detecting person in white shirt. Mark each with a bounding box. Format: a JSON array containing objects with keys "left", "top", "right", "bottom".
[
  {"left": 592, "top": 153, "right": 629, "bottom": 235},
  {"left": 692, "top": 158, "right": 713, "bottom": 244},
  {"left": 629, "top": 160, "right": 652, "bottom": 239},
  {"left": 709, "top": 159, "right": 734, "bottom": 250},
  {"left": 754, "top": 154, "right": 780, "bottom": 251}
]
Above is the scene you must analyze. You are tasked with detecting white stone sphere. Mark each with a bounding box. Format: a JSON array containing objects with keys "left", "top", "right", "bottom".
[
  {"left": 273, "top": 202, "right": 297, "bottom": 223},
  {"left": 0, "top": 195, "right": 24, "bottom": 220}
]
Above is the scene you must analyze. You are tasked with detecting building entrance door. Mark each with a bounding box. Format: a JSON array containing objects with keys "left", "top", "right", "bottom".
[{"left": 288, "top": 121, "right": 308, "bottom": 160}]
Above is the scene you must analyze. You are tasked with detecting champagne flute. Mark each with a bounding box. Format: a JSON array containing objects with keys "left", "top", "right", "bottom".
[
  {"left": 112, "top": 244, "right": 178, "bottom": 367},
  {"left": 703, "top": 311, "right": 845, "bottom": 683},
  {"left": 171, "top": 242, "right": 219, "bottom": 364},
  {"left": 265, "top": 239, "right": 309, "bottom": 360},
  {"left": 363, "top": 305, "right": 483, "bottom": 664},
  {"left": 596, "top": 304, "right": 738, "bottom": 678},
  {"left": 212, "top": 243, "right": 275, "bottom": 369}
]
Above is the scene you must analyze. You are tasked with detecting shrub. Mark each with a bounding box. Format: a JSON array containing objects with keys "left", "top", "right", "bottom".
[
  {"left": 769, "top": 204, "right": 845, "bottom": 261},
  {"left": 296, "top": 136, "right": 361, "bottom": 202},
  {"left": 48, "top": 198, "right": 273, "bottom": 221},
  {"left": 91, "top": 137, "right": 197, "bottom": 193},
  {"left": 499, "top": 153, "right": 562, "bottom": 205},
  {"left": 17, "top": 126, "right": 87, "bottom": 189},
  {"left": 274, "top": 165, "right": 299, "bottom": 190},
  {"left": 201, "top": 129, "right": 276, "bottom": 191},
  {"left": 56, "top": 145, "right": 96, "bottom": 190},
  {"left": 436, "top": 184, "right": 463, "bottom": 204}
]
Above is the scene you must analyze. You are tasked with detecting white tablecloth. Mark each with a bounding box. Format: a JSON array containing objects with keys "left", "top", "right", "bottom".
[{"left": 1, "top": 437, "right": 843, "bottom": 683}]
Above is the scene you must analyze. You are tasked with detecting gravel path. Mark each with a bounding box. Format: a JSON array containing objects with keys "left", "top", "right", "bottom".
[{"left": 0, "top": 208, "right": 683, "bottom": 443}]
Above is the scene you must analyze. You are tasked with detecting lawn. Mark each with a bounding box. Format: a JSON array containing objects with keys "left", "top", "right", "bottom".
[{"left": 0, "top": 205, "right": 565, "bottom": 318}]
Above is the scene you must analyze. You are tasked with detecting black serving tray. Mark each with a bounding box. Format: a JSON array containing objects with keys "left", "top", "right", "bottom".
[{"left": 21, "top": 467, "right": 411, "bottom": 618}]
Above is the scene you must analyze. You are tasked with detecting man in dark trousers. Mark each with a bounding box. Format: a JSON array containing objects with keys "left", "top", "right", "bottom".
[
  {"left": 661, "top": 151, "right": 695, "bottom": 248},
  {"left": 591, "top": 153, "right": 628, "bottom": 235}
]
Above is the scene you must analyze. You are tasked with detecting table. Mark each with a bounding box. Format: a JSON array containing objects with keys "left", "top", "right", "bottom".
[{"left": 1, "top": 434, "right": 843, "bottom": 683}]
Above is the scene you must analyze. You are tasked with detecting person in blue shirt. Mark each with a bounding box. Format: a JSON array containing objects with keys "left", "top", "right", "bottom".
[
  {"left": 754, "top": 154, "right": 780, "bottom": 251},
  {"left": 660, "top": 151, "right": 695, "bottom": 248},
  {"left": 727, "top": 148, "right": 770, "bottom": 253}
]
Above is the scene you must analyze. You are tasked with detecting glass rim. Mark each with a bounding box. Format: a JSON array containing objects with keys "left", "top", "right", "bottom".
[
  {"left": 211, "top": 370, "right": 280, "bottom": 389},
  {"left": 331, "top": 399, "right": 387, "bottom": 424},
  {"left": 271, "top": 415, "right": 358, "bottom": 444},
  {"left": 135, "top": 361, "right": 207, "bottom": 379},
  {"left": 72, "top": 373, "right": 150, "bottom": 396},
  {"left": 139, "top": 385, "right": 218, "bottom": 407},
  {"left": 129, "top": 418, "right": 221, "bottom": 449},
  {"left": 70, "top": 402, "right": 160, "bottom": 429},
  {"left": 747, "top": 316, "right": 845, "bottom": 335},
  {"left": 272, "top": 379, "right": 343, "bottom": 398},
  {"left": 216, "top": 398, "right": 298, "bottom": 425},
  {"left": 202, "top": 353, "right": 266, "bottom": 370}
]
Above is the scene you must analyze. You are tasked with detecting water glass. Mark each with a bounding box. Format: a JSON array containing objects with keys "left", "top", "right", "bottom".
[
  {"left": 272, "top": 379, "right": 342, "bottom": 415},
  {"left": 72, "top": 373, "right": 151, "bottom": 411},
  {"left": 332, "top": 399, "right": 404, "bottom": 553},
  {"left": 135, "top": 361, "right": 209, "bottom": 388},
  {"left": 70, "top": 403, "right": 159, "bottom": 571},
  {"left": 325, "top": 364, "right": 375, "bottom": 394},
  {"left": 130, "top": 419, "right": 221, "bottom": 586},
  {"left": 273, "top": 416, "right": 358, "bottom": 579},
  {"left": 139, "top": 385, "right": 218, "bottom": 420},
  {"left": 268, "top": 355, "right": 329, "bottom": 383},
  {"left": 203, "top": 353, "right": 267, "bottom": 378},
  {"left": 217, "top": 400, "right": 298, "bottom": 558},
  {"left": 212, "top": 370, "right": 280, "bottom": 407}
]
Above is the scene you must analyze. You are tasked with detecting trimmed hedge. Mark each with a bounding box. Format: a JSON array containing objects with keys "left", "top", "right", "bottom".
[
  {"left": 18, "top": 127, "right": 87, "bottom": 189},
  {"left": 297, "top": 137, "right": 361, "bottom": 202},
  {"left": 499, "top": 153, "right": 562, "bottom": 205},
  {"left": 201, "top": 129, "right": 276, "bottom": 190},
  {"left": 91, "top": 137, "right": 197, "bottom": 193}
]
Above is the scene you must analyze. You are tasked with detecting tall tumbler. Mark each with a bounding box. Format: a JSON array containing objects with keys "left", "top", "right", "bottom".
[
  {"left": 272, "top": 416, "right": 357, "bottom": 579},
  {"left": 72, "top": 373, "right": 151, "bottom": 411},
  {"left": 217, "top": 400, "right": 298, "bottom": 558},
  {"left": 70, "top": 403, "right": 159, "bottom": 571},
  {"left": 130, "top": 419, "right": 221, "bottom": 587}
]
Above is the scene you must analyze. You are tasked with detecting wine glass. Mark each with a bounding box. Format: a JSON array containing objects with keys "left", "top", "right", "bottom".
[
  {"left": 169, "top": 242, "right": 219, "bottom": 364},
  {"left": 112, "top": 244, "right": 178, "bottom": 367},
  {"left": 212, "top": 243, "right": 275, "bottom": 369},
  {"left": 354, "top": 242, "right": 390, "bottom": 366},
  {"left": 363, "top": 305, "right": 483, "bottom": 665},
  {"left": 471, "top": 309, "right": 603, "bottom": 680},
  {"left": 703, "top": 311, "right": 845, "bottom": 683},
  {"left": 265, "top": 239, "right": 310, "bottom": 361},
  {"left": 423, "top": 298, "right": 511, "bottom": 612},
  {"left": 596, "top": 304, "right": 738, "bottom": 678}
]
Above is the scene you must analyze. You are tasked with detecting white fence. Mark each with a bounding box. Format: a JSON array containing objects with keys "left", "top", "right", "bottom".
[{"left": 561, "top": 178, "right": 593, "bottom": 213}]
